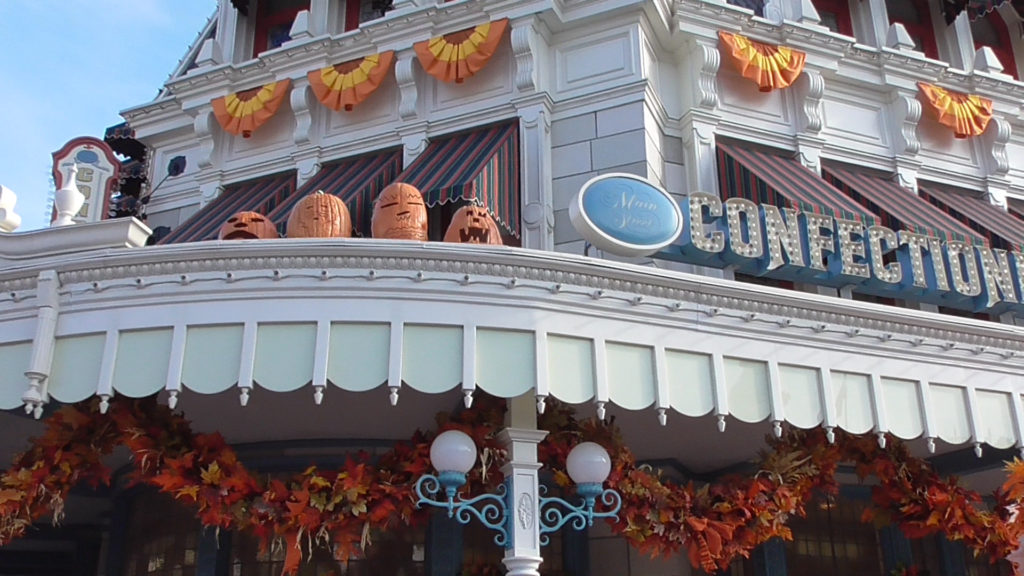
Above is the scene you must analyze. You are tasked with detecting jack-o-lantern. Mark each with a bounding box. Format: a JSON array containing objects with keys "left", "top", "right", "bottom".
[
  {"left": 443, "top": 204, "right": 503, "bottom": 245},
  {"left": 286, "top": 191, "right": 352, "bottom": 238},
  {"left": 371, "top": 182, "right": 428, "bottom": 241},
  {"left": 219, "top": 211, "right": 279, "bottom": 240}
]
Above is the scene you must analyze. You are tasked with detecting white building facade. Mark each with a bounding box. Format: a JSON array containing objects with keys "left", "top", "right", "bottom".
[{"left": 3, "top": 0, "right": 1024, "bottom": 575}]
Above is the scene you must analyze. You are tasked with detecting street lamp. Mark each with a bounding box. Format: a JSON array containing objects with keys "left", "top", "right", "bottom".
[{"left": 415, "top": 429, "right": 621, "bottom": 569}]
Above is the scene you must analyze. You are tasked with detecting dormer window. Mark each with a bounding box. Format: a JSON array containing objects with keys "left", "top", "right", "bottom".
[
  {"left": 886, "top": 0, "right": 939, "bottom": 59},
  {"left": 253, "top": 0, "right": 309, "bottom": 56},
  {"left": 971, "top": 11, "right": 1019, "bottom": 78}
]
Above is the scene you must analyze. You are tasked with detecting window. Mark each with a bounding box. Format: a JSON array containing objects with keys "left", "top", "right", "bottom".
[
  {"left": 785, "top": 494, "right": 883, "bottom": 576},
  {"left": 343, "top": 0, "right": 390, "bottom": 32},
  {"left": 253, "top": 0, "right": 309, "bottom": 56},
  {"left": 815, "top": 0, "right": 854, "bottom": 36},
  {"left": 971, "top": 11, "right": 1019, "bottom": 78},
  {"left": 124, "top": 491, "right": 200, "bottom": 576},
  {"left": 911, "top": 536, "right": 1013, "bottom": 576},
  {"left": 886, "top": 0, "right": 939, "bottom": 59},
  {"left": 231, "top": 527, "right": 425, "bottom": 576},
  {"left": 726, "top": 0, "right": 765, "bottom": 17}
]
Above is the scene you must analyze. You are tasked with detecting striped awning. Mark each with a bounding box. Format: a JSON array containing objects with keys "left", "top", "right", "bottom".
[
  {"left": 716, "top": 142, "right": 876, "bottom": 225},
  {"left": 160, "top": 172, "right": 297, "bottom": 244},
  {"left": 397, "top": 122, "right": 520, "bottom": 237},
  {"left": 266, "top": 150, "right": 403, "bottom": 236},
  {"left": 919, "top": 185, "right": 1024, "bottom": 251},
  {"left": 941, "top": 0, "right": 1020, "bottom": 22},
  {"left": 823, "top": 165, "right": 986, "bottom": 245}
]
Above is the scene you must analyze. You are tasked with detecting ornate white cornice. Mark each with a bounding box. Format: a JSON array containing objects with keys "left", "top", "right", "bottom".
[{"left": 2, "top": 241, "right": 1022, "bottom": 360}]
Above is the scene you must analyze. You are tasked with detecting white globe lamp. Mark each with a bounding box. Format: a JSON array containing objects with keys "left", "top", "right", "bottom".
[
  {"left": 566, "top": 442, "right": 611, "bottom": 502},
  {"left": 428, "top": 429, "right": 479, "bottom": 504}
]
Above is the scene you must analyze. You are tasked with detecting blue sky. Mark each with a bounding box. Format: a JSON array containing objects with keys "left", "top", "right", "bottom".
[{"left": 0, "top": 0, "right": 217, "bottom": 231}]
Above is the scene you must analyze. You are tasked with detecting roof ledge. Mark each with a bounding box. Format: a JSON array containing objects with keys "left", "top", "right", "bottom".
[{"left": 0, "top": 218, "right": 152, "bottom": 267}]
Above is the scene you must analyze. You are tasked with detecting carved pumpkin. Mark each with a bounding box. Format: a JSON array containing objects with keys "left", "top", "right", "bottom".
[
  {"left": 219, "top": 211, "right": 279, "bottom": 240},
  {"left": 371, "top": 182, "right": 428, "bottom": 241},
  {"left": 443, "top": 204, "right": 503, "bottom": 245},
  {"left": 286, "top": 191, "right": 352, "bottom": 238}
]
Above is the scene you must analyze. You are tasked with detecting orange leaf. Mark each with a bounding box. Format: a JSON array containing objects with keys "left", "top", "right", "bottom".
[{"left": 282, "top": 531, "right": 301, "bottom": 576}]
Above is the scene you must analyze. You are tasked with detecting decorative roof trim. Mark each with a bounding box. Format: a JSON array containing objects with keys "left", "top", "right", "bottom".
[{"left": 1, "top": 242, "right": 1022, "bottom": 355}]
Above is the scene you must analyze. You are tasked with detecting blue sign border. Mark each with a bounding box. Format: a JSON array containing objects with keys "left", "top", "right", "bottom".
[{"left": 569, "top": 173, "right": 684, "bottom": 257}]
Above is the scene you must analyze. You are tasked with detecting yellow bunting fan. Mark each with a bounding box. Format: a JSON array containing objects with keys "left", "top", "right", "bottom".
[
  {"left": 718, "top": 31, "right": 806, "bottom": 92},
  {"left": 414, "top": 19, "right": 508, "bottom": 83},
  {"left": 917, "top": 82, "right": 993, "bottom": 138},
  {"left": 211, "top": 80, "right": 292, "bottom": 138},
  {"left": 308, "top": 52, "right": 395, "bottom": 111}
]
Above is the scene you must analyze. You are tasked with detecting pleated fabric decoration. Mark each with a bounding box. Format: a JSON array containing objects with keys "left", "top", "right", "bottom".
[
  {"left": 308, "top": 52, "right": 395, "bottom": 111},
  {"left": 414, "top": 19, "right": 508, "bottom": 83},
  {"left": 211, "top": 80, "right": 292, "bottom": 138},
  {"left": 917, "top": 82, "right": 994, "bottom": 138},
  {"left": 718, "top": 30, "right": 806, "bottom": 92}
]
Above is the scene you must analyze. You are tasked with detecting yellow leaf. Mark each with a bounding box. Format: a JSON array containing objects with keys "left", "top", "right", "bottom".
[
  {"left": 200, "top": 462, "right": 222, "bottom": 485},
  {"left": 0, "top": 489, "right": 24, "bottom": 504},
  {"left": 309, "top": 476, "right": 331, "bottom": 489},
  {"left": 177, "top": 486, "right": 199, "bottom": 500}
]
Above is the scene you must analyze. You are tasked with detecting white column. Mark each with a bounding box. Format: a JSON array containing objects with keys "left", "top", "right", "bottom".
[
  {"left": 891, "top": 93, "right": 922, "bottom": 191},
  {"left": 794, "top": 70, "right": 826, "bottom": 174},
  {"left": 516, "top": 102, "right": 554, "bottom": 251},
  {"left": 22, "top": 270, "right": 59, "bottom": 418},
  {"left": 308, "top": 0, "right": 329, "bottom": 35},
  {"left": 396, "top": 49, "right": 421, "bottom": 122},
  {"left": 215, "top": 0, "right": 239, "bottom": 64},
  {"left": 983, "top": 116, "right": 1012, "bottom": 208},
  {"left": 939, "top": 11, "right": 974, "bottom": 70},
  {"left": 680, "top": 37, "right": 721, "bottom": 196},
  {"left": 854, "top": 0, "right": 889, "bottom": 47},
  {"left": 682, "top": 115, "right": 719, "bottom": 195},
  {"left": 499, "top": 395, "right": 548, "bottom": 576},
  {"left": 290, "top": 78, "right": 316, "bottom": 148}
]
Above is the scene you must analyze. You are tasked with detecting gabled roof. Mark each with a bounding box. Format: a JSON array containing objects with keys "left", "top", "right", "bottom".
[{"left": 158, "top": 11, "right": 218, "bottom": 98}]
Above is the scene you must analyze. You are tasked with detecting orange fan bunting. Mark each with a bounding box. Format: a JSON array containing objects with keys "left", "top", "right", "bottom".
[
  {"left": 718, "top": 30, "right": 806, "bottom": 92},
  {"left": 308, "top": 51, "right": 395, "bottom": 112},
  {"left": 414, "top": 19, "right": 508, "bottom": 83},
  {"left": 211, "top": 79, "right": 292, "bottom": 138},
  {"left": 917, "top": 82, "right": 993, "bottom": 138}
]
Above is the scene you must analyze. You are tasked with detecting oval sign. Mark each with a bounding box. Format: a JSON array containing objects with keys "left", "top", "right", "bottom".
[{"left": 568, "top": 173, "right": 683, "bottom": 256}]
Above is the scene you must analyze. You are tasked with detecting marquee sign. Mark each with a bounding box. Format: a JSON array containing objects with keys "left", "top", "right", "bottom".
[
  {"left": 51, "top": 137, "right": 121, "bottom": 224},
  {"left": 569, "top": 174, "right": 683, "bottom": 257},
  {"left": 572, "top": 177, "right": 1023, "bottom": 315}
]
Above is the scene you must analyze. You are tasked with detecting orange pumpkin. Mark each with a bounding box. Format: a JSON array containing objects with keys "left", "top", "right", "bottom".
[
  {"left": 219, "top": 211, "right": 279, "bottom": 240},
  {"left": 286, "top": 191, "right": 352, "bottom": 238},
  {"left": 371, "top": 182, "right": 428, "bottom": 240},
  {"left": 443, "top": 204, "right": 503, "bottom": 245}
]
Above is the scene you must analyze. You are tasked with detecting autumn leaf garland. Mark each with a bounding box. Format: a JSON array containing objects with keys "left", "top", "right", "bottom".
[{"left": 3, "top": 397, "right": 1024, "bottom": 575}]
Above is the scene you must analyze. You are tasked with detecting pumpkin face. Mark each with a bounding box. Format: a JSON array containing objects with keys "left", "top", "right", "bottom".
[
  {"left": 443, "top": 205, "right": 503, "bottom": 245},
  {"left": 371, "top": 183, "right": 427, "bottom": 241},
  {"left": 219, "top": 211, "right": 279, "bottom": 240},
  {"left": 286, "top": 191, "right": 352, "bottom": 238}
]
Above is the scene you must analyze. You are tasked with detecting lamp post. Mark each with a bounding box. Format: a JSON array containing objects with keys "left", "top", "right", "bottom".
[{"left": 415, "top": 429, "right": 621, "bottom": 576}]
